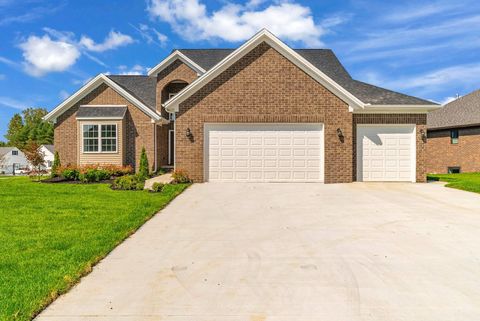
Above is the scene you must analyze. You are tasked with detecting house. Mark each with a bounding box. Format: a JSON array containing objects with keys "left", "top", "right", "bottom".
[
  {"left": 44, "top": 29, "right": 439, "bottom": 183},
  {"left": 427, "top": 89, "right": 480, "bottom": 174},
  {"left": 0, "top": 147, "right": 30, "bottom": 175},
  {"left": 39, "top": 144, "right": 55, "bottom": 170}
]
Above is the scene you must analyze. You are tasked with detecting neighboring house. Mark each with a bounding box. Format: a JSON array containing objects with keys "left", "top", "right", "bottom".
[
  {"left": 427, "top": 89, "right": 480, "bottom": 174},
  {"left": 44, "top": 29, "right": 439, "bottom": 183},
  {"left": 0, "top": 147, "right": 30, "bottom": 175},
  {"left": 40, "top": 144, "right": 55, "bottom": 170}
]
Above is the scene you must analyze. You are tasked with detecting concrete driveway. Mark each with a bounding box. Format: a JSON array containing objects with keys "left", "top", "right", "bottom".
[{"left": 37, "top": 182, "right": 480, "bottom": 321}]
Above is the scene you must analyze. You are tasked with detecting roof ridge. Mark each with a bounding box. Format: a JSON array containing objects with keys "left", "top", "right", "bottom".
[{"left": 445, "top": 88, "right": 480, "bottom": 106}]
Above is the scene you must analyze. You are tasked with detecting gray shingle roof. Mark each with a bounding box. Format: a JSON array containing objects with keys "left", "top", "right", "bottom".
[
  {"left": 428, "top": 89, "right": 480, "bottom": 129},
  {"left": 76, "top": 106, "right": 127, "bottom": 119},
  {"left": 177, "top": 48, "right": 435, "bottom": 105},
  {"left": 0, "top": 147, "right": 17, "bottom": 157},
  {"left": 42, "top": 144, "right": 55, "bottom": 154},
  {"left": 107, "top": 75, "right": 157, "bottom": 111},
  {"left": 105, "top": 47, "right": 435, "bottom": 109}
]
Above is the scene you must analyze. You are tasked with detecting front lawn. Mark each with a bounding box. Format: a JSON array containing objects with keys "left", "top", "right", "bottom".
[
  {"left": 0, "top": 177, "right": 188, "bottom": 321},
  {"left": 427, "top": 172, "right": 480, "bottom": 194}
]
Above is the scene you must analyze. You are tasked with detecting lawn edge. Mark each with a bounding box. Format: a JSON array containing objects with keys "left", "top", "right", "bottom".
[{"left": 30, "top": 183, "right": 191, "bottom": 320}]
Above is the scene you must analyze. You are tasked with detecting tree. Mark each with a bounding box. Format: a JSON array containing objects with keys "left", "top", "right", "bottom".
[
  {"left": 0, "top": 141, "right": 8, "bottom": 147},
  {"left": 5, "top": 108, "right": 53, "bottom": 148},
  {"left": 138, "top": 147, "right": 149, "bottom": 180},
  {"left": 22, "top": 140, "right": 45, "bottom": 181},
  {"left": 5, "top": 113, "right": 24, "bottom": 147},
  {"left": 51, "top": 151, "right": 61, "bottom": 177}
]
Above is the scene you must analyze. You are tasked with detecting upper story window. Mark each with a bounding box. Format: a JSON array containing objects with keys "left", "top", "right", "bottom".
[
  {"left": 12, "top": 150, "right": 18, "bottom": 156},
  {"left": 168, "top": 93, "right": 177, "bottom": 121},
  {"left": 83, "top": 124, "right": 117, "bottom": 153},
  {"left": 450, "top": 129, "right": 459, "bottom": 144}
]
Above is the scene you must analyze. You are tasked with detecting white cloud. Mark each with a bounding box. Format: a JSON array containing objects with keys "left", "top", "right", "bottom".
[
  {"left": 147, "top": 0, "right": 326, "bottom": 46},
  {"left": 440, "top": 96, "right": 458, "bottom": 105},
  {"left": 19, "top": 35, "right": 81, "bottom": 77},
  {"left": 0, "top": 96, "right": 30, "bottom": 110},
  {"left": 117, "top": 64, "right": 146, "bottom": 75},
  {"left": 59, "top": 90, "right": 69, "bottom": 100},
  {"left": 383, "top": 2, "right": 461, "bottom": 23},
  {"left": 131, "top": 23, "right": 168, "bottom": 47},
  {"left": 79, "top": 30, "right": 134, "bottom": 52}
]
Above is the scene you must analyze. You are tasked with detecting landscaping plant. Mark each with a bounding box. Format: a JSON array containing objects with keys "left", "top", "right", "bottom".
[
  {"left": 138, "top": 147, "right": 149, "bottom": 180},
  {"left": 151, "top": 182, "right": 165, "bottom": 192},
  {"left": 172, "top": 169, "right": 191, "bottom": 183},
  {"left": 51, "top": 151, "right": 61, "bottom": 177}
]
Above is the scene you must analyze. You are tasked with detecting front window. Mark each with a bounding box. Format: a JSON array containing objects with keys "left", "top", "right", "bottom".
[
  {"left": 12, "top": 150, "right": 18, "bottom": 156},
  {"left": 83, "top": 124, "right": 117, "bottom": 153},
  {"left": 450, "top": 129, "right": 459, "bottom": 144}
]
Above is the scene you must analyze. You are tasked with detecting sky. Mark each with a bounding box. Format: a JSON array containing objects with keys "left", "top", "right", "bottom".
[{"left": 0, "top": 0, "right": 479, "bottom": 140}]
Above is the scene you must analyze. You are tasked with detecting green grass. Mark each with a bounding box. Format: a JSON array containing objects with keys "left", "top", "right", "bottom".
[
  {"left": 0, "top": 177, "right": 189, "bottom": 321},
  {"left": 427, "top": 172, "right": 480, "bottom": 194}
]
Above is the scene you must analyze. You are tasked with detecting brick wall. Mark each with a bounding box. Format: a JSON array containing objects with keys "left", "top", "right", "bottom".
[
  {"left": 427, "top": 126, "right": 480, "bottom": 173},
  {"left": 54, "top": 83, "right": 155, "bottom": 171},
  {"left": 353, "top": 114, "right": 428, "bottom": 182},
  {"left": 175, "top": 42, "right": 353, "bottom": 183}
]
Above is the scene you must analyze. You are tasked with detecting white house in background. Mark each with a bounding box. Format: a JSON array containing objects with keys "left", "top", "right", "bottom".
[
  {"left": 40, "top": 145, "right": 55, "bottom": 170},
  {"left": 0, "top": 147, "right": 30, "bottom": 175}
]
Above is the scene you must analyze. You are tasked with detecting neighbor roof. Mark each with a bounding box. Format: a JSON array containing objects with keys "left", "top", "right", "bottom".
[
  {"left": 0, "top": 147, "right": 17, "bottom": 157},
  {"left": 176, "top": 48, "right": 435, "bottom": 106},
  {"left": 42, "top": 145, "right": 54, "bottom": 154},
  {"left": 428, "top": 89, "right": 480, "bottom": 129},
  {"left": 76, "top": 106, "right": 127, "bottom": 119},
  {"left": 107, "top": 75, "right": 157, "bottom": 111}
]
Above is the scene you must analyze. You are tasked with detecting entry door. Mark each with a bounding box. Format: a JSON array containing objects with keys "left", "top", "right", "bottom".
[
  {"left": 205, "top": 124, "right": 324, "bottom": 182},
  {"left": 357, "top": 125, "right": 416, "bottom": 182}
]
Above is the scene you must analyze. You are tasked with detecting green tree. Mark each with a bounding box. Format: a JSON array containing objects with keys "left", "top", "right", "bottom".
[
  {"left": 5, "top": 113, "right": 24, "bottom": 147},
  {"left": 138, "top": 147, "right": 149, "bottom": 180},
  {"left": 5, "top": 108, "right": 53, "bottom": 148},
  {"left": 0, "top": 141, "right": 8, "bottom": 147}
]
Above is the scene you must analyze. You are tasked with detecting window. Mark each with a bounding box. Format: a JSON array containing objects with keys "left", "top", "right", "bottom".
[
  {"left": 450, "top": 129, "right": 459, "bottom": 144},
  {"left": 12, "top": 150, "right": 18, "bottom": 156},
  {"left": 82, "top": 124, "right": 117, "bottom": 153},
  {"left": 168, "top": 113, "right": 176, "bottom": 121},
  {"left": 448, "top": 167, "right": 461, "bottom": 174}
]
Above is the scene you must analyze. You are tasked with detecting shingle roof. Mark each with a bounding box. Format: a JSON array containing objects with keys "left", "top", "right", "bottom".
[
  {"left": 105, "top": 48, "right": 435, "bottom": 109},
  {"left": 0, "top": 147, "right": 16, "bottom": 157},
  {"left": 76, "top": 106, "right": 127, "bottom": 119},
  {"left": 42, "top": 144, "right": 55, "bottom": 154},
  {"left": 107, "top": 75, "right": 157, "bottom": 111},
  {"left": 428, "top": 89, "right": 480, "bottom": 129},
  {"left": 177, "top": 48, "right": 435, "bottom": 105}
]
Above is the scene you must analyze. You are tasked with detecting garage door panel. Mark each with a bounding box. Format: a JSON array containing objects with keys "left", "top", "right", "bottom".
[
  {"left": 206, "top": 124, "right": 323, "bottom": 182},
  {"left": 357, "top": 125, "right": 415, "bottom": 182}
]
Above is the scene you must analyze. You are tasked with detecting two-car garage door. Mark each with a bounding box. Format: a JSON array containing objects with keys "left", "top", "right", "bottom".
[{"left": 205, "top": 124, "right": 323, "bottom": 182}]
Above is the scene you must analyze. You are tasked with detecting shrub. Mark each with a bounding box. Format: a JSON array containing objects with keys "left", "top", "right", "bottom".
[
  {"left": 51, "top": 151, "right": 61, "bottom": 177},
  {"left": 79, "top": 168, "right": 111, "bottom": 183},
  {"left": 61, "top": 167, "right": 80, "bottom": 181},
  {"left": 138, "top": 147, "right": 149, "bottom": 180},
  {"left": 172, "top": 169, "right": 191, "bottom": 183},
  {"left": 151, "top": 182, "right": 165, "bottom": 192},
  {"left": 111, "top": 175, "right": 144, "bottom": 190}
]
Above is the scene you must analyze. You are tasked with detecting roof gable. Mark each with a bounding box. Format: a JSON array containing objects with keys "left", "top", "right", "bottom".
[
  {"left": 44, "top": 74, "right": 162, "bottom": 122},
  {"left": 147, "top": 50, "right": 206, "bottom": 77},
  {"left": 164, "top": 29, "right": 366, "bottom": 112}
]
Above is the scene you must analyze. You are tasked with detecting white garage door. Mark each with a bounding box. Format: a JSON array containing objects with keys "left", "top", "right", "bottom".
[
  {"left": 357, "top": 125, "right": 416, "bottom": 182},
  {"left": 205, "top": 124, "right": 324, "bottom": 182}
]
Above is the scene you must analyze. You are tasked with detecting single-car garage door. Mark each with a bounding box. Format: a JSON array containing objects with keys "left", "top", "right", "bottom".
[
  {"left": 357, "top": 125, "right": 416, "bottom": 182},
  {"left": 205, "top": 124, "right": 324, "bottom": 182}
]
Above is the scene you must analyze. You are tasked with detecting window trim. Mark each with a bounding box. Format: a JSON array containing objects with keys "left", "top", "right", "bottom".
[
  {"left": 82, "top": 123, "right": 118, "bottom": 154},
  {"left": 450, "top": 129, "right": 459, "bottom": 144}
]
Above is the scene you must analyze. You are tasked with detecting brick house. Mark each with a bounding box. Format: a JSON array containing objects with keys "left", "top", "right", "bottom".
[
  {"left": 427, "top": 89, "right": 480, "bottom": 174},
  {"left": 44, "top": 30, "right": 439, "bottom": 183}
]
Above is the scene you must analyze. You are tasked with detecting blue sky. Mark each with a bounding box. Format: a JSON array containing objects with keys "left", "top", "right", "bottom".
[{"left": 1, "top": 0, "right": 479, "bottom": 140}]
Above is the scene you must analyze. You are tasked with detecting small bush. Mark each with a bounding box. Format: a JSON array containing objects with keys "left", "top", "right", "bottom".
[
  {"left": 57, "top": 164, "right": 133, "bottom": 183},
  {"left": 79, "top": 169, "right": 111, "bottom": 183},
  {"left": 61, "top": 167, "right": 80, "bottom": 181},
  {"left": 151, "top": 182, "right": 165, "bottom": 192},
  {"left": 51, "top": 151, "right": 61, "bottom": 177},
  {"left": 111, "top": 175, "right": 145, "bottom": 190},
  {"left": 138, "top": 147, "right": 149, "bottom": 180},
  {"left": 172, "top": 169, "right": 191, "bottom": 183}
]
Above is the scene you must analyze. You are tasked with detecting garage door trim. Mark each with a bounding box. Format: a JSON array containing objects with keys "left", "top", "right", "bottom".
[
  {"left": 204, "top": 123, "right": 324, "bottom": 182},
  {"left": 356, "top": 124, "right": 416, "bottom": 182}
]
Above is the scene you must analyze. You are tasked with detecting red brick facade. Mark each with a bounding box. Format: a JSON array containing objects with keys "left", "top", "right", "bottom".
[
  {"left": 53, "top": 43, "right": 430, "bottom": 183},
  {"left": 427, "top": 126, "right": 480, "bottom": 173},
  {"left": 54, "top": 84, "right": 155, "bottom": 171}
]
